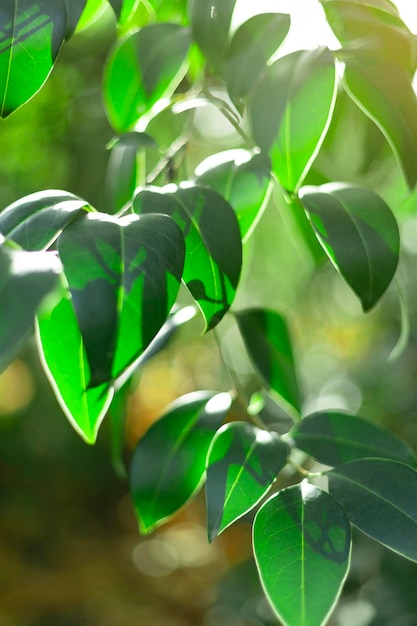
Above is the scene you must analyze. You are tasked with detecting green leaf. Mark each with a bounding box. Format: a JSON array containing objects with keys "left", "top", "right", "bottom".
[
  {"left": 0, "top": 243, "right": 61, "bottom": 372},
  {"left": 235, "top": 308, "right": 301, "bottom": 416},
  {"left": 253, "top": 483, "right": 351, "bottom": 626},
  {"left": 0, "top": 190, "right": 89, "bottom": 250},
  {"left": 107, "top": 132, "right": 158, "bottom": 150},
  {"left": 223, "top": 13, "right": 291, "bottom": 100},
  {"left": 75, "top": 0, "right": 108, "bottom": 32},
  {"left": 130, "top": 391, "right": 232, "bottom": 533},
  {"left": 248, "top": 48, "right": 337, "bottom": 192},
  {"left": 0, "top": 0, "right": 67, "bottom": 116},
  {"left": 133, "top": 184, "right": 242, "bottom": 330},
  {"left": 291, "top": 411, "right": 417, "bottom": 467},
  {"left": 195, "top": 150, "right": 272, "bottom": 241},
  {"left": 328, "top": 459, "right": 417, "bottom": 562},
  {"left": 63, "top": 0, "right": 87, "bottom": 39},
  {"left": 206, "top": 422, "right": 289, "bottom": 541},
  {"left": 299, "top": 183, "right": 400, "bottom": 311},
  {"left": 191, "top": 0, "right": 236, "bottom": 68},
  {"left": 108, "top": 0, "right": 140, "bottom": 24},
  {"left": 103, "top": 23, "right": 191, "bottom": 132},
  {"left": 344, "top": 56, "right": 417, "bottom": 188}
]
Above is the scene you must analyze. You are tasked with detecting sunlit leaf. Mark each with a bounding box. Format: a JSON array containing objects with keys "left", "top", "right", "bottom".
[
  {"left": 191, "top": 0, "right": 236, "bottom": 68},
  {"left": 248, "top": 48, "right": 337, "bottom": 192},
  {"left": 235, "top": 308, "right": 301, "bottom": 416},
  {"left": 0, "top": 0, "right": 67, "bottom": 116},
  {"left": 291, "top": 411, "right": 417, "bottom": 467},
  {"left": 108, "top": 0, "right": 140, "bottom": 25},
  {"left": 206, "top": 422, "right": 289, "bottom": 541},
  {"left": 130, "top": 391, "right": 232, "bottom": 534},
  {"left": 103, "top": 23, "right": 191, "bottom": 131},
  {"left": 253, "top": 483, "right": 351, "bottom": 626},
  {"left": 76, "top": 0, "right": 108, "bottom": 32},
  {"left": 300, "top": 183, "right": 400, "bottom": 310},
  {"left": 63, "top": 0, "right": 87, "bottom": 38},
  {"left": 328, "top": 459, "right": 417, "bottom": 562}
]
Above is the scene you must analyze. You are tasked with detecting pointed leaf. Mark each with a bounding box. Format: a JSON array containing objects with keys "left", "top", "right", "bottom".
[
  {"left": 206, "top": 422, "right": 289, "bottom": 541},
  {"left": 191, "top": 0, "right": 236, "bottom": 68},
  {"left": 195, "top": 150, "right": 272, "bottom": 241},
  {"left": 235, "top": 309, "right": 301, "bottom": 416},
  {"left": 248, "top": 48, "right": 337, "bottom": 192},
  {"left": 253, "top": 483, "right": 351, "bottom": 626},
  {"left": 130, "top": 391, "right": 232, "bottom": 534},
  {"left": 0, "top": 1, "right": 67, "bottom": 116},
  {"left": 291, "top": 411, "right": 417, "bottom": 467},
  {"left": 103, "top": 23, "right": 191, "bottom": 132},
  {"left": 63, "top": 0, "right": 87, "bottom": 38},
  {"left": 328, "top": 459, "right": 417, "bottom": 562},
  {"left": 299, "top": 183, "right": 400, "bottom": 311}
]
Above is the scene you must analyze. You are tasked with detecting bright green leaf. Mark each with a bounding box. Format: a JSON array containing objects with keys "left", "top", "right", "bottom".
[
  {"left": 63, "top": 0, "right": 87, "bottom": 38},
  {"left": 206, "top": 422, "right": 289, "bottom": 541},
  {"left": 108, "top": 0, "right": 140, "bottom": 24},
  {"left": 76, "top": 0, "right": 108, "bottom": 32},
  {"left": 130, "top": 391, "right": 232, "bottom": 534},
  {"left": 191, "top": 0, "right": 236, "bottom": 68},
  {"left": 299, "top": 183, "right": 400, "bottom": 311},
  {"left": 253, "top": 483, "right": 351, "bottom": 626},
  {"left": 248, "top": 48, "right": 337, "bottom": 192}
]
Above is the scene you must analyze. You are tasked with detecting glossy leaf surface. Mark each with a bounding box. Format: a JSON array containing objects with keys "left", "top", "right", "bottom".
[
  {"left": 191, "top": 0, "right": 236, "bottom": 67},
  {"left": 300, "top": 183, "right": 400, "bottom": 310},
  {"left": 253, "top": 483, "right": 351, "bottom": 626},
  {"left": 130, "top": 391, "right": 232, "bottom": 533},
  {"left": 236, "top": 309, "right": 301, "bottom": 415},
  {"left": 248, "top": 48, "right": 337, "bottom": 192},
  {"left": 0, "top": 0, "right": 67, "bottom": 116},
  {"left": 291, "top": 411, "right": 417, "bottom": 467},
  {"left": 104, "top": 23, "right": 191, "bottom": 131},
  {"left": 328, "top": 459, "right": 417, "bottom": 562},
  {"left": 206, "top": 422, "right": 289, "bottom": 541},
  {"left": 133, "top": 185, "right": 242, "bottom": 330}
]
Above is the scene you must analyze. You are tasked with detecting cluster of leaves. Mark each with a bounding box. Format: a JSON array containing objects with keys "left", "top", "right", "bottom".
[{"left": 1, "top": 1, "right": 417, "bottom": 625}]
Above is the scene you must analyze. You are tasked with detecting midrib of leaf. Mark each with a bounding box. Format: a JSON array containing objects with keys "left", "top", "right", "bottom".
[{"left": 1, "top": 1, "right": 17, "bottom": 116}]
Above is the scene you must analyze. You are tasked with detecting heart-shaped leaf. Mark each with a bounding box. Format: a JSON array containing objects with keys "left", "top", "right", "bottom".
[
  {"left": 130, "top": 391, "right": 232, "bottom": 534},
  {"left": 191, "top": 0, "right": 236, "bottom": 68},
  {"left": 299, "top": 183, "right": 400, "bottom": 310},
  {"left": 253, "top": 482, "right": 351, "bottom": 626},
  {"left": 206, "top": 422, "right": 289, "bottom": 541}
]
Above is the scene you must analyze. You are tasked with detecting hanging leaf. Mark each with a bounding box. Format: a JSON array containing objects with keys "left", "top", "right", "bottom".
[
  {"left": 248, "top": 48, "right": 337, "bottom": 192},
  {"left": 191, "top": 0, "right": 236, "bottom": 68},
  {"left": 253, "top": 482, "right": 351, "bottom": 626},
  {"left": 206, "top": 422, "right": 289, "bottom": 541},
  {"left": 0, "top": 0, "right": 67, "bottom": 116},
  {"left": 130, "top": 391, "right": 232, "bottom": 534},
  {"left": 291, "top": 411, "right": 417, "bottom": 467},
  {"left": 103, "top": 23, "right": 191, "bottom": 132},
  {"left": 63, "top": 0, "right": 87, "bottom": 39},
  {"left": 328, "top": 459, "right": 417, "bottom": 562},
  {"left": 195, "top": 150, "right": 272, "bottom": 241},
  {"left": 299, "top": 183, "right": 400, "bottom": 311},
  {"left": 0, "top": 190, "right": 90, "bottom": 251},
  {"left": 133, "top": 184, "right": 242, "bottom": 330},
  {"left": 223, "top": 13, "right": 291, "bottom": 100},
  {"left": 235, "top": 308, "right": 301, "bottom": 416}
]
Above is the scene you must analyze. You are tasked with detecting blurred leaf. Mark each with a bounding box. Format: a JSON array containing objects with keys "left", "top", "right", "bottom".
[
  {"left": 248, "top": 48, "right": 337, "bottom": 192},
  {"left": 133, "top": 184, "right": 242, "bottom": 330},
  {"left": 191, "top": 0, "right": 236, "bottom": 67},
  {"left": 235, "top": 308, "right": 301, "bottom": 416},
  {"left": 109, "top": 381, "right": 130, "bottom": 479},
  {"left": 0, "top": 190, "right": 90, "bottom": 250},
  {"left": 108, "top": 0, "right": 140, "bottom": 24},
  {"left": 107, "top": 132, "right": 158, "bottom": 150},
  {"left": 223, "top": 13, "right": 291, "bottom": 100},
  {"left": 328, "top": 459, "right": 417, "bottom": 562},
  {"left": 291, "top": 411, "right": 417, "bottom": 467},
  {"left": 300, "top": 183, "right": 400, "bottom": 311},
  {"left": 206, "top": 422, "right": 289, "bottom": 541},
  {"left": 253, "top": 483, "right": 351, "bottom": 626},
  {"left": 104, "top": 23, "right": 191, "bottom": 131},
  {"left": 76, "top": 0, "right": 108, "bottom": 31},
  {"left": 63, "top": 0, "right": 87, "bottom": 38},
  {"left": 130, "top": 391, "right": 232, "bottom": 533},
  {"left": 195, "top": 150, "right": 272, "bottom": 241},
  {"left": 0, "top": 0, "right": 67, "bottom": 116}
]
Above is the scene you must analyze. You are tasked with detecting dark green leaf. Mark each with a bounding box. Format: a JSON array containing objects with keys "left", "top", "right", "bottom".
[
  {"left": 291, "top": 411, "right": 417, "bottom": 467},
  {"left": 235, "top": 308, "right": 301, "bottom": 416},
  {"left": 206, "top": 422, "right": 289, "bottom": 541},
  {"left": 133, "top": 184, "right": 242, "bottom": 330},
  {"left": 0, "top": 0, "right": 67, "bottom": 116},
  {"left": 299, "top": 183, "right": 400, "bottom": 310},
  {"left": 191, "top": 0, "right": 236, "bottom": 67},
  {"left": 253, "top": 483, "right": 351, "bottom": 626},
  {"left": 63, "top": 0, "right": 87, "bottom": 39},
  {"left": 103, "top": 23, "right": 191, "bottom": 131},
  {"left": 0, "top": 190, "right": 89, "bottom": 250},
  {"left": 195, "top": 150, "right": 271, "bottom": 241},
  {"left": 130, "top": 391, "right": 232, "bottom": 533},
  {"left": 328, "top": 459, "right": 417, "bottom": 562},
  {"left": 248, "top": 47, "right": 337, "bottom": 192}
]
